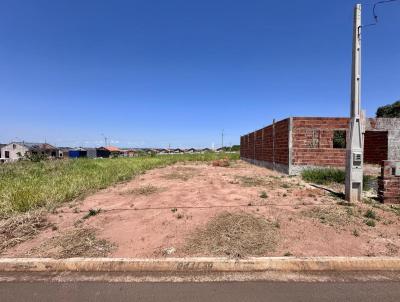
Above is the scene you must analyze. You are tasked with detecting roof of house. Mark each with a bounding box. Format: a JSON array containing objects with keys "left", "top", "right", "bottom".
[
  {"left": 8, "top": 142, "right": 58, "bottom": 150},
  {"left": 100, "top": 146, "right": 121, "bottom": 152}
]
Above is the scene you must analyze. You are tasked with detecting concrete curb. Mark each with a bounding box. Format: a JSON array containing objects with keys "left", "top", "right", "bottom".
[{"left": 1, "top": 257, "right": 400, "bottom": 273}]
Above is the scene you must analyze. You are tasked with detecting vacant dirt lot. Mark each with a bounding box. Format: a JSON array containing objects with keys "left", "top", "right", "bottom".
[{"left": 2, "top": 160, "right": 400, "bottom": 258}]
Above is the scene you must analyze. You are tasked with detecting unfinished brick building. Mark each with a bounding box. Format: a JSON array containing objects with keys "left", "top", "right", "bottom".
[{"left": 240, "top": 117, "right": 400, "bottom": 175}]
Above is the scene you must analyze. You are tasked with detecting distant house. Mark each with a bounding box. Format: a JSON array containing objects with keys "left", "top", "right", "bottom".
[
  {"left": 68, "top": 148, "right": 87, "bottom": 158},
  {"left": 85, "top": 148, "right": 98, "bottom": 158},
  {"left": 0, "top": 142, "right": 62, "bottom": 161},
  {"left": 120, "top": 148, "right": 136, "bottom": 157},
  {"left": 157, "top": 148, "right": 169, "bottom": 154},
  {"left": 58, "top": 147, "right": 72, "bottom": 158},
  {"left": 97, "top": 146, "right": 121, "bottom": 158}
]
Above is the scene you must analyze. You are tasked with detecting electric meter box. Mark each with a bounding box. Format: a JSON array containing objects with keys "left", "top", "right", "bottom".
[
  {"left": 395, "top": 162, "right": 400, "bottom": 176},
  {"left": 352, "top": 152, "right": 362, "bottom": 167}
]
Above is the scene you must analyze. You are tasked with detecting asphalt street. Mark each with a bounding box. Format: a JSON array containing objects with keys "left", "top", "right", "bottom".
[{"left": 1, "top": 281, "right": 400, "bottom": 302}]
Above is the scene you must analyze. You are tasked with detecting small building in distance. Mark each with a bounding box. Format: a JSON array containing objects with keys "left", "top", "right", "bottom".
[
  {"left": 58, "top": 147, "right": 72, "bottom": 159},
  {"left": 0, "top": 142, "right": 62, "bottom": 162},
  {"left": 120, "top": 148, "right": 136, "bottom": 157},
  {"left": 68, "top": 148, "right": 87, "bottom": 158},
  {"left": 85, "top": 148, "right": 98, "bottom": 159},
  {"left": 97, "top": 146, "right": 121, "bottom": 158}
]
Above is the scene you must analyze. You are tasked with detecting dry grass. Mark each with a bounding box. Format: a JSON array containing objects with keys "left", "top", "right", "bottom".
[
  {"left": 235, "top": 176, "right": 266, "bottom": 187},
  {"left": 302, "top": 205, "right": 359, "bottom": 229},
  {"left": 120, "top": 184, "right": 161, "bottom": 196},
  {"left": 162, "top": 168, "right": 198, "bottom": 182},
  {"left": 234, "top": 175, "right": 291, "bottom": 190},
  {"left": 0, "top": 211, "right": 50, "bottom": 254},
  {"left": 183, "top": 212, "right": 278, "bottom": 258},
  {"left": 28, "top": 227, "right": 115, "bottom": 258}
]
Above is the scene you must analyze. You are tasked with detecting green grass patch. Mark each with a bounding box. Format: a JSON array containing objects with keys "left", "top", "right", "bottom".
[
  {"left": 301, "top": 168, "right": 375, "bottom": 191},
  {"left": 0, "top": 153, "right": 238, "bottom": 216}
]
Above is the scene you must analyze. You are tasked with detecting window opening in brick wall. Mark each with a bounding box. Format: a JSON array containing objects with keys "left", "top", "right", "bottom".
[{"left": 333, "top": 130, "right": 346, "bottom": 149}]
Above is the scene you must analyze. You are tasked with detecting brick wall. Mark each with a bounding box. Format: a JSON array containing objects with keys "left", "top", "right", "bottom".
[
  {"left": 274, "top": 119, "right": 289, "bottom": 164},
  {"left": 364, "top": 131, "right": 388, "bottom": 165},
  {"left": 240, "top": 116, "right": 394, "bottom": 174},
  {"left": 378, "top": 160, "right": 400, "bottom": 204},
  {"left": 292, "top": 117, "right": 348, "bottom": 167},
  {"left": 240, "top": 118, "right": 290, "bottom": 166}
]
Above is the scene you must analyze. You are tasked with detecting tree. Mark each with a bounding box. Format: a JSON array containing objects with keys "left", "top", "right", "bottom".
[{"left": 376, "top": 100, "right": 400, "bottom": 118}]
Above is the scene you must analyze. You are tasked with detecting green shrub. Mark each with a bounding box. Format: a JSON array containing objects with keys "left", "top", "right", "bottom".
[
  {"left": 301, "top": 168, "right": 345, "bottom": 185},
  {"left": 301, "top": 168, "right": 375, "bottom": 191}
]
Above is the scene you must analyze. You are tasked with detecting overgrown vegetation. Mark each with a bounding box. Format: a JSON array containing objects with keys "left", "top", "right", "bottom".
[
  {"left": 0, "top": 153, "right": 238, "bottom": 216},
  {"left": 301, "top": 168, "right": 375, "bottom": 191},
  {"left": 184, "top": 212, "right": 278, "bottom": 258}
]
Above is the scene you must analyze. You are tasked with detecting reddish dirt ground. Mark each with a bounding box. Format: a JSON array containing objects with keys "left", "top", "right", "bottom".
[{"left": 3, "top": 160, "right": 400, "bottom": 258}]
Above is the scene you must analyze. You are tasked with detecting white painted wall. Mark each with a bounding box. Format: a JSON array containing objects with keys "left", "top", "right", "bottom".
[{"left": 0, "top": 143, "right": 29, "bottom": 161}]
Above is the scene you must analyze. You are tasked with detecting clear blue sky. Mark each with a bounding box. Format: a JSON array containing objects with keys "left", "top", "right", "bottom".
[{"left": 0, "top": 0, "right": 399, "bottom": 148}]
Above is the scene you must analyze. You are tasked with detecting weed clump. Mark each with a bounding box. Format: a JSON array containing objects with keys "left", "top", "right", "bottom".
[
  {"left": 364, "top": 209, "right": 377, "bottom": 220},
  {"left": 365, "top": 219, "right": 376, "bottom": 227}
]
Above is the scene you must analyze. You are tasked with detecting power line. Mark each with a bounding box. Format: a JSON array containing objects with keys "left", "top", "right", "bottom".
[
  {"left": 362, "top": 0, "right": 399, "bottom": 28},
  {"left": 60, "top": 200, "right": 359, "bottom": 214}
]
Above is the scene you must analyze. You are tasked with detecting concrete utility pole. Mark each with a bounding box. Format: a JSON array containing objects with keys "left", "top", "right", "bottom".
[
  {"left": 345, "top": 4, "right": 364, "bottom": 202},
  {"left": 101, "top": 133, "right": 108, "bottom": 146},
  {"left": 221, "top": 129, "right": 224, "bottom": 148}
]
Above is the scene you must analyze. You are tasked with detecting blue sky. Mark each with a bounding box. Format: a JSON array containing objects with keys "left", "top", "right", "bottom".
[{"left": 0, "top": 0, "right": 399, "bottom": 148}]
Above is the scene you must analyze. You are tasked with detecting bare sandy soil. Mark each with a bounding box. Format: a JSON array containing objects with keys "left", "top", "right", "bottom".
[{"left": 3, "top": 160, "right": 400, "bottom": 258}]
